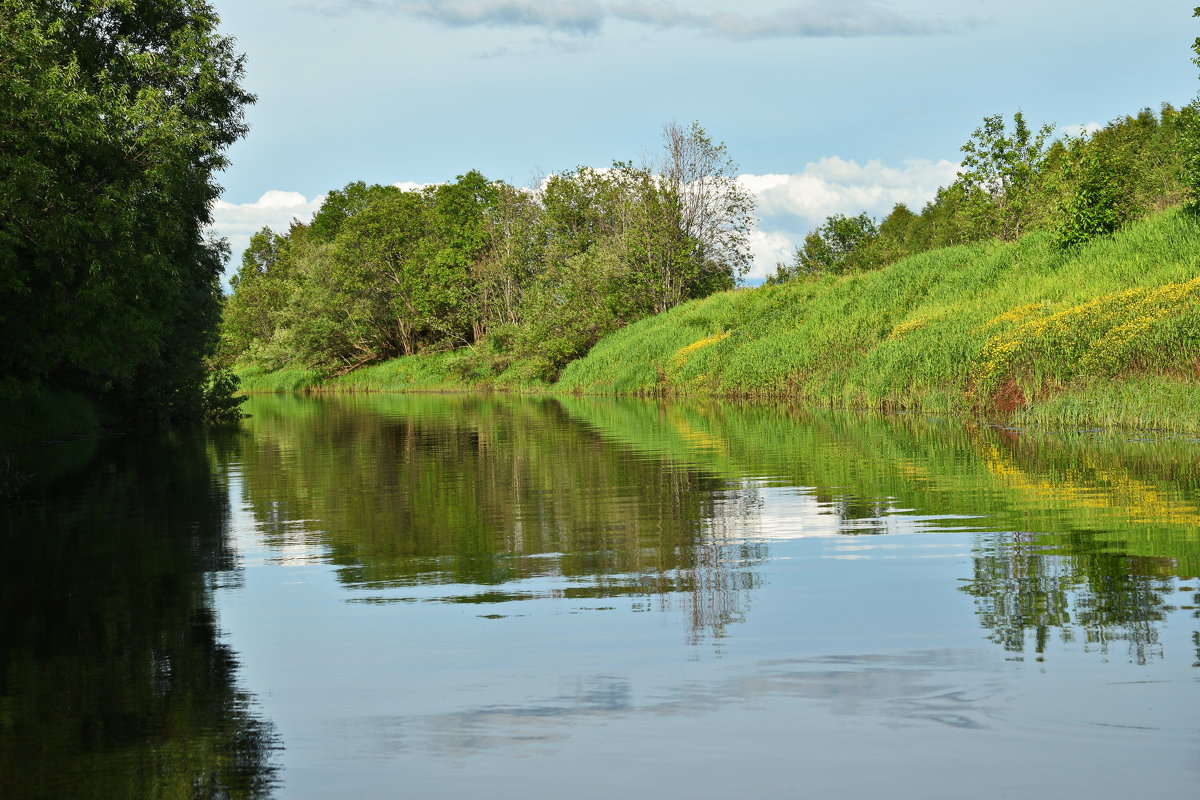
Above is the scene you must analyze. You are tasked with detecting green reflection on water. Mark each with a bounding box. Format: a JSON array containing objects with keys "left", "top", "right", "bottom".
[
  {"left": 0, "top": 431, "right": 279, "bottom": 799},
  {"left": 234, "top": 394, "right": 1200, "bottom": 664}
]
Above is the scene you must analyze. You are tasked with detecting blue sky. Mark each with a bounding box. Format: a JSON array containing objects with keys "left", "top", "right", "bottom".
[{"left": 209, "top": 0, "right": 1198, "bottom": 280}]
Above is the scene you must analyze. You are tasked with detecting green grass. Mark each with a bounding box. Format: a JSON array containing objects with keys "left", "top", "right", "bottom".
[
  {"left": 556, "top": 208, "right": 1200, "bottom": 430},
  {"left": 235, "top": 365, "right": 325, "bottom": 393},
  {"left": 324, "top": 351, "right": 471, "bottom": 392},
  {"left": 237, "top": 208, "right": 1200, "bottom": 431}
]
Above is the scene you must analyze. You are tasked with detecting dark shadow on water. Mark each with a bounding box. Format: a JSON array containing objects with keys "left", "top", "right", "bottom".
[{"left": 0, "top": 429, "right": 280, "bottom": 799}]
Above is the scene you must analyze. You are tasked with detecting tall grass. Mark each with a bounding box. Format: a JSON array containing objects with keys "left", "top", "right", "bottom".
[
  {"left": 556, "top": 208, "right": 1200, "bottom": 429},
  {"left": 238, "top": 208, "right": 1200, "bottom": 430}
]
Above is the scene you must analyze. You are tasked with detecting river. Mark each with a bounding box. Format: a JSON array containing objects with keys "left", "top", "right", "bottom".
[{"left": 3, "top": 393, "right": 1198, "bottom": 798}]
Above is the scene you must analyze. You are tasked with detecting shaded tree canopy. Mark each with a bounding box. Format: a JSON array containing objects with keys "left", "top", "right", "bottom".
[{"left": 0, "top": 0, "right": 253, "bottom": 420}]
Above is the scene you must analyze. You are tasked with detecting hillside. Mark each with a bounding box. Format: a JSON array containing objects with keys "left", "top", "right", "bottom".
[
  {"left": 239, "top": 207, "right": 1200, "bottom": 432},
  {"left": 555, "top": 207, "right": 1200, "bottom": 430}
]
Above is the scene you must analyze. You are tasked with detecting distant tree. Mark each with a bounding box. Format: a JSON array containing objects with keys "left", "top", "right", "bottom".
[
  {"left": 1185, "top": 7, "right": 1200, "bottom": 214},
  {"left": 661, "top": 121, "right": 755, "bottom": 282},
  {"left": 957, "top": 112, "right": 1055, "bottom": 240},
  {"left": 792, "top": 213, "right": 879, "bottom": 277},
  {"left": 219, "top": 227, "right": 291, "bottom": 364},
  {"left": 1055, "top": 150, "right": 1129, "bottom": 248},
  {"left": 309, "top": 181, "right": 404, "bottom": 243},
  {"left": 423, "top": 171, "right": 500, "bottom": 343},
  {"left": 329, "top": 191, "right": 432, "bottom": 360}
]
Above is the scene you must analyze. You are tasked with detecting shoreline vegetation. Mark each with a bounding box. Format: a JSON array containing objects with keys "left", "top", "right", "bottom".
[
  {"left": 236, "top": 206, "right": 1200, "bottom": 434},
  {"left": 1, "top": 2, "right": 253, "bottom": 453},
  {"left": 222, "top": 84, "right": 1200, "bottom": 434}
]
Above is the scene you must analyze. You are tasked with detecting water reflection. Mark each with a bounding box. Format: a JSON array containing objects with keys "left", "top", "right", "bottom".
[
  {"left": 560, "top": 399, "right": 1200, "bottom": 664},
  {"left": 0, "top": 432, "right": 279, "bottom": 799},
  {"left": 229, "top": 395, "right": 765, "bottom": 644},
  {"left": 345, "top": 649, "right": 1004, "bottom": 763},
  {"left": 228, "top": 393, "right": 1200, "bottom": 668}
]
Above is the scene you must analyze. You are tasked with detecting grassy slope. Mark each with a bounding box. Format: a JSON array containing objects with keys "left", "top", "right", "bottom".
[
  {"left": 238, "top": 208, "right": 1200, "bottom": 431},
  {"left": 556, "top": 208, "right": 1200, "bottom": 430}
]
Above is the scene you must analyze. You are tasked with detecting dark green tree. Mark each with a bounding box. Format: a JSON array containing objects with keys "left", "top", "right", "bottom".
[
  {"left": 309, "top": 180, "right": 403, "bottom": 243},
  {"left": 0, "top": 0, "right": 253, "bottom": 420}
]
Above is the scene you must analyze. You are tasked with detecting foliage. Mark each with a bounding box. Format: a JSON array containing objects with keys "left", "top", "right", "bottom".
[
  {"left": 557, "top": 207, "right": 1200, "bottom": 431},
  {"left": 1056, "top": 148, "right": 1133, "bottom": 247},
  {"left": 0, "top": 0, "right": 253, "bottom": 423},
  {"left": 777, "top": 212, "right": 880, "bottom": 279},
  {"left": 201, "top": 368, "right": 248, "bottom": 423},
  {"left": 224, "top": 123, "right": 753, "bottom": 383},
  {"left": 957, "top": 111, "right": 1056, "bottom": 241},
  {"left": 768, "top": 102, "right": 1192, "bottom": 285},
  {"left": 1186, "top": 6, "right": 1200, "bottom": 214}
]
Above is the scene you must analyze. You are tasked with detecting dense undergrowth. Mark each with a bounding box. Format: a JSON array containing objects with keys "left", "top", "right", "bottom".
[{"left": 238, "top": 207, "right": 1200, "bottom": 432}]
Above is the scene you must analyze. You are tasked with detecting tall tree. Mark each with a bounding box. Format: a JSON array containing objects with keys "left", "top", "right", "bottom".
[
  {"left": 661, "top": 121, "right": 755, "bottom": 282},
  {"left": 0, "top": 0, "right": 253, "bottom": 419}
]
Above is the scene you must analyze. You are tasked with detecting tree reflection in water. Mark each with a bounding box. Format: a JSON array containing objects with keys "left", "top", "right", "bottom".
[
  {"left": 0, "top": 431, "right": 279, "bottom": 799},
  {"left": 234, "top": 393, "right": 1200, "bottom": 663}
]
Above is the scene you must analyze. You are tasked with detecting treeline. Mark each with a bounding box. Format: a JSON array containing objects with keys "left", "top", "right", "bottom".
[
  {"left": 219, "top": 123, "right": 753, "bottom": 382},
  {"left": 0, "top": 1, "right": 252, "bottom": 427},
  {"left": 770, "top": 104, "right": 1195, "bottom": 282}
]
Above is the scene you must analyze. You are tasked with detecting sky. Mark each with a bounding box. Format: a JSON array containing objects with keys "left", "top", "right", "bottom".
[{"left": 207, "top": 0, "right": 1199, "bottom": 281}]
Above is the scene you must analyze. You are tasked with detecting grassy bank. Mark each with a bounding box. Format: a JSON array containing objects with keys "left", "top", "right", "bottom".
[
  {"left": 558, "top": 207, "right": 1200, "bottom": 430},
  {"left": 237, "top": 208, "right": 1200, "bottom": 432},
  {"left": 237, "top": 352, "right": 468, "bottom": 394}
]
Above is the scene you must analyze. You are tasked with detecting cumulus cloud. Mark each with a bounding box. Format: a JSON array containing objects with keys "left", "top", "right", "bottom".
[
  {"left": 745, "top": 229, "right": 797, "bottom": 281},
  {"left": 337, "top": 0, "right": 974, "bottom": 39},
  {"left": 738, "top": 156, "right": 960, "bottom": 281},
  {"left": 208, "top": 190, "right": 325, "bottom": 282},
  {"left": 741, "top": 156, "right": 959, "bottom": 222}
]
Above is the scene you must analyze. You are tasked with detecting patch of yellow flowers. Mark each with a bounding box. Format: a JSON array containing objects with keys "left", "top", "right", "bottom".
[
  {"left": 970, "top": 276, "right": 1200, "bottom": 401},
  {"left": 669, "top": 331, "right": 730, "bottom": 371}
]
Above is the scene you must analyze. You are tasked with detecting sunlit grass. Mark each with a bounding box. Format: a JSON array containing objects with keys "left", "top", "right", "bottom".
[
  {"left": 557, "top": 208, "right": 1200, "bottom": 429},
  {"left": 240, "top": 208, "right": 1200, "bottom": 430}
]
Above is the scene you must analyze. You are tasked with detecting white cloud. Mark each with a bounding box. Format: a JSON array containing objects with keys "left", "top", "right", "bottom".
[
  {"left": 337, "top": 0, "right": 976, "bottom": 40},
  {"left": 738, "top": 156, "right": 960, "bottom": 281},
  {"left": 740, "top": 156, "right": 960, "bottom": 224},
  {"left": 745, "top": 229, "right": 796, "bottom": 281},
  {"left": 209, "top": 190, "right": 325, "bottom": 280}
]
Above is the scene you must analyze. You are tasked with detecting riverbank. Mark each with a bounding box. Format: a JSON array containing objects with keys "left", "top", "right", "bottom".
[{"left": 236, "top": 208, "right": 1200, "bottom": 433}]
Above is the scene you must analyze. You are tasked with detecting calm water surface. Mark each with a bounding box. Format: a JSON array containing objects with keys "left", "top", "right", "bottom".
[{"left": 3, "top": 394, "right": 1199, "bottom": 798}]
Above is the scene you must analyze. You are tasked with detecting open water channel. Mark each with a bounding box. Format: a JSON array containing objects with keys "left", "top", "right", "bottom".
[{"left": 2, "top": 393, "right": 1198, "bottom": 798}]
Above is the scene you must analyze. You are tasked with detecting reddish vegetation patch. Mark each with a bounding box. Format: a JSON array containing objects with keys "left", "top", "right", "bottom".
[{"left": 992, "top": 379, "right": 1027, "bottom": 415}]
